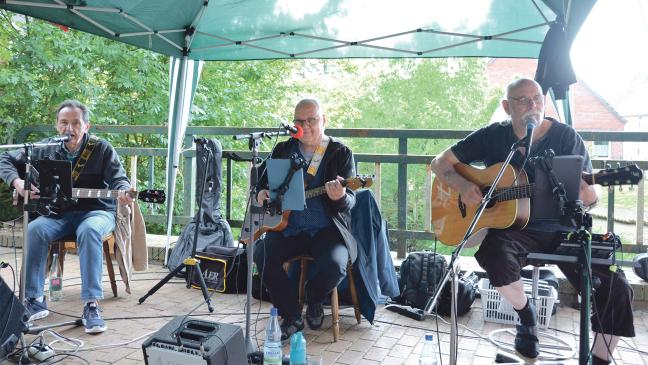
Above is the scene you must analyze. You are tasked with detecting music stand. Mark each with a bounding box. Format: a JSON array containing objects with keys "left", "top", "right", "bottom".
[
  {"left": 35, "top": 159, "right": 74, "bottom": 213},
  {"left": 266, "top": 157, "right": 306, "bottom": 213}
]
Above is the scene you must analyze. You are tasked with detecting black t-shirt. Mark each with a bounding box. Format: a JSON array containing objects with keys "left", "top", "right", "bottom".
[{"left": 450, "top": 117, "right": 592, "bottom": 230}]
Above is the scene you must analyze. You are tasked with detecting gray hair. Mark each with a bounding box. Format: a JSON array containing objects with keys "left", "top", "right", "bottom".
[{"left": 55, "top": 99, "right": 90, "bottom": 122}]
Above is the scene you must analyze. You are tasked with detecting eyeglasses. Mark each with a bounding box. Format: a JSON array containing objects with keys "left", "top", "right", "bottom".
[
  {"left": 292, "top": 115, "right": 320, "bottom": 126},
  {"left": 509, "top": 95, "right": 544, "bottom": 107}
]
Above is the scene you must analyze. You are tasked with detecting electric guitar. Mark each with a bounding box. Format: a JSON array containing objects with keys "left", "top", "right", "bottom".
[
  {"left": 431, "top": 163, "right": 643, "bottom": 247},
  {"left": 1, "top": 185, "right": 166, "bottom": 221},
  {"left": 240, "top": 176, "right": 373, "bottom": 243}
]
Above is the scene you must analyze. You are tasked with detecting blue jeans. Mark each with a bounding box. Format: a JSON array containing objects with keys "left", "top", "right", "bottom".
[{"left": 25, "top": 210, "right": 115, "bottom": 301}]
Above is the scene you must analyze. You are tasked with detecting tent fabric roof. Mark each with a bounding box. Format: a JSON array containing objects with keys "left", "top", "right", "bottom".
[{"left": 1, "top": 0, "right": 585, "bottom": 61}]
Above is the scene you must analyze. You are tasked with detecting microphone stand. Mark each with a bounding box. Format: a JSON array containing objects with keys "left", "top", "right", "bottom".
[
  {"left": 424, "top": 136, "right": 528, "bottom": 365},
  {"left": 233, "top": 129, "right": 290, "bottom": 358}
]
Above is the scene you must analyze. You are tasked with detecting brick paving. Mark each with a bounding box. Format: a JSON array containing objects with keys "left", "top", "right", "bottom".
[{"left": 1, "top": 247, "right": 647, "bottom": 365}]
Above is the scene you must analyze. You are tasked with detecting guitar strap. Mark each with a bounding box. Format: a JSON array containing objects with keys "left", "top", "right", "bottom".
[
  {"left": 71, "top": 135, "right": 99, "bottom": 183},
  {"left": 304, "top": 135, "right": 330, "bottom": 187}
]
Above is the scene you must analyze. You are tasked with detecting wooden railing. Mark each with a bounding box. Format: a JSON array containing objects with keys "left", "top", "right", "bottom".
[{"left": 14, "top": 126, "right": 648, "bottom": 263}]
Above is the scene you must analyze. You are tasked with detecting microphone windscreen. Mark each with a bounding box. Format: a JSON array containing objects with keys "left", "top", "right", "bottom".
[{"left": 292, "top": 124, "right": 304, "bottom": 139}]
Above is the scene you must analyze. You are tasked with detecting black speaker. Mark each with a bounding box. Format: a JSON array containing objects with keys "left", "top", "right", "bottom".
[
  {"left": 0, "top": 277, "right": 28, "bottom": 359},
  {"left": 142, "top": 316, "right": 247, "bottom": 365}
]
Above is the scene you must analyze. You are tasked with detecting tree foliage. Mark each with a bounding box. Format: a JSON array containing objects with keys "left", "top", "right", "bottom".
[{"left": 0, "top": 14, "right": 501, "bottom": 245}]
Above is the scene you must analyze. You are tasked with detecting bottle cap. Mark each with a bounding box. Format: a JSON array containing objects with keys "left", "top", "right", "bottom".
[
  {"left": 290, "top": 331, "right": 305, "bottom": 345},
  {"left": 271, "top": 307, "right": 278, "bottom": 316},
  {"left": 425, "top": 333, "right": 433, "bottom": 341}
]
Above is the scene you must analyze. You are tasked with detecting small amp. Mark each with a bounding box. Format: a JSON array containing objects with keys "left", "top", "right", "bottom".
[{"left": 142, "top": 317, "right": 247, "bottom": 365}]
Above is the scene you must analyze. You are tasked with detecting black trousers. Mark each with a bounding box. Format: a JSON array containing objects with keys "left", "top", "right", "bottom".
[
  {"left": 253, "top": 226, "right": 349, "bottom": 320},
  {"left": 475, "top": 229, "right": 635, "bottom": 337}
]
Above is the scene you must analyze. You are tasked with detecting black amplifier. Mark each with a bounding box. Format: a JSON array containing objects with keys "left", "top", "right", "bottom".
[
  {"left": 555, "top": 231, "right": 621, "bottom": 266},
  {"left": 142, "top": 317, "right": 247, "bottom": 365}
]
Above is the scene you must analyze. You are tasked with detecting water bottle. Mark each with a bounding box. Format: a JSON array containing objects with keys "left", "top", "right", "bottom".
[
  {"left": 49, "top": 253, "right": 63, "bottom": 302},
  {"left": 419, "top": 333, "right": 438, "bottom": 365},
  {"left": 289, "top": 331, "right": 306, "bottom": 365},
  {"left": 263, "top": 307, "right": 283, "bottom": 365}
]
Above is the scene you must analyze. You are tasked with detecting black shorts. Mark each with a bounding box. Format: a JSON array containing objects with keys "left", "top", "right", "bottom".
[{"left": 475, "top": 229, "right": 635, "bottom": 337}]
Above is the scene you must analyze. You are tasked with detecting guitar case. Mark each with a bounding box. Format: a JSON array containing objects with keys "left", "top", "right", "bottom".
[{"left": 168, "top": 138, "right": 235, "bottom": 274}]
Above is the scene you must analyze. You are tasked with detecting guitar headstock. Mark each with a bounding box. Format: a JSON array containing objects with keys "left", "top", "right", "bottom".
[
  {"left": 137, "top": 189, "right": 166, "bottom": 204},
  {"left": 594, "top": 164, "right": 643, "bottom": 187},
  {"left": 344, "top": 175, "right": 374, "bottom": 190}
]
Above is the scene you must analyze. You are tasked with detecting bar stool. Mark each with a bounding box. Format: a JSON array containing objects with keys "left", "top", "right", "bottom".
[
  {"left": 46, "top": 233, "right": 119, "bottom": 297},
  {"left": 283, "top": 256, "right": 361, "bottom": 342},
  {"left": 489, "top": 264, "right": 576, "bottom": 363}
]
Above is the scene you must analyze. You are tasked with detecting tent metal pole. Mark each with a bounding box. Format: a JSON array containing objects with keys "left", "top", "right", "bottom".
[{"left": 164, "top": 55, "right": 190, "bottom": 265}]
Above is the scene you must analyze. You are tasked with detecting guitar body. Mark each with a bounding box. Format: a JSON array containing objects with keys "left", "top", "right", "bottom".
[
  {"left": 432, "top": 163, "right": 530, "bottom": 246},
  {"left": 240, "top": 205, "right": 291, "bottom": 243},
  {"left": 240, "top": 176, "right": 373, "bottom": 244}
]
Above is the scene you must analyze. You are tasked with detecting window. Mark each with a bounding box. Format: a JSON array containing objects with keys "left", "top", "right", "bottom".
[{"left": 592, "top": 140, "right": 610, "bottom": 158}]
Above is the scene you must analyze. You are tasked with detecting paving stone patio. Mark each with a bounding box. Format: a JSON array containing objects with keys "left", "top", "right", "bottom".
[{"left": 1, "top": 246, "right": 647, "bottom": 365}]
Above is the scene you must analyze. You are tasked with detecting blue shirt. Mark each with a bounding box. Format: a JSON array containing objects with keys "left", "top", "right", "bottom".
[{"left": 282, "top": 143, "right": 332, "bottom": 237}]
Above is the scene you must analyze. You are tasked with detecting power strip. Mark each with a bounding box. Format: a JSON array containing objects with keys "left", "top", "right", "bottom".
[{"left": 27, "top": 344, "right": 55, "bottom": 361}]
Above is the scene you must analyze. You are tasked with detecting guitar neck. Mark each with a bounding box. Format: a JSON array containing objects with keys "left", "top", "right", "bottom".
[
  {"left": 71, "top": 188, "right": 130, "bottom": 199},
  {"left": 304, "top": 179, "right": 351, "bottom": 199},
  {"left": 493, "top": 183, "right": 536, "bottom": 202},
  {"left": 305, "top": 186, "right": 327, "bottom": 199}
]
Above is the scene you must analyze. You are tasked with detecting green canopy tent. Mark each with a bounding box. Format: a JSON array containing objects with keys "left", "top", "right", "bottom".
[
  {"left": 0, "top": 0, "right": 597, "bottom": 352},
  {"left": 0, "top": 0, "right": 596, "bottom": 248}
]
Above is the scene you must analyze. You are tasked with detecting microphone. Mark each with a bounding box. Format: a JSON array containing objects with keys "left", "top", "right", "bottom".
[
  {"left": 52, "top": 134, "right": 71, "bottom": 143},
  {"left": 281, "top": 123, "right": 304, "bottom": 139},
  {"left": 524, "top": 116, "right": 537, "bottom": 155},
  {"left": 193, "top": 136, "right": 209, "bottom": 145}
]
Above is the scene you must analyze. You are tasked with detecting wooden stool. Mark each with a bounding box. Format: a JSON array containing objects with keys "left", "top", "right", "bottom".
[
  {"left": 47, "top": 233, "right": 119, "bottom": 297},
  {"left": 283, "top": 256, "right": 361, "bottom": 342}
]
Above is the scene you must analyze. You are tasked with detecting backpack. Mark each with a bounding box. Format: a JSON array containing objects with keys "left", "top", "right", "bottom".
[{"left": 397, "top": 252, "right": 447, "bottom": 309}]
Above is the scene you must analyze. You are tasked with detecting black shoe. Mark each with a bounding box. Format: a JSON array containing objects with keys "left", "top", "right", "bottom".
[
  {"left": 514, "top": 323, "right": 539, "bottom": 361},
  {"left": 280, "top": 317, "right": 304, "bottom": 342},
  {"left": 305, "top": 302, "right": 324, "bottom": 330}
]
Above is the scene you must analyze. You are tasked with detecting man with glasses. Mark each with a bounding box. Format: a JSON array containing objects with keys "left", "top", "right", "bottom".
[
  {"left": 431, "top": 78, "right": 634, "bottom": 364},
  {"left": 253, "top": 98, "right": 357, "bottom": 342},
  {"left": 0, "top": 99, "right": 133, "bottom": 334}
]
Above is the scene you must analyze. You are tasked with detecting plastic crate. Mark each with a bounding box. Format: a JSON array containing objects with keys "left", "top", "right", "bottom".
[{"left": 478, "top": 278, "right": 557, "bottom": 329}]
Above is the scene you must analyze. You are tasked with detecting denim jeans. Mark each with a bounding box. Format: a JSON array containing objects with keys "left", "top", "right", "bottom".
[{"left": 25, "top": 210, "right": 115, "bottom": 301}]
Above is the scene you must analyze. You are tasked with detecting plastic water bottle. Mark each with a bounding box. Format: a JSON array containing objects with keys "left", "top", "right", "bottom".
[
  {"left": 49, "top": 253, "right": 63, "bottom": 302},
  {"left": 289, "top": 331, "right": 306, "bottom": 364},
  {"left": 263, "top": 307, "right": 283, "bottom": 365},
  {"left": 419, "top": 333, "right": 438, "bottom": 365}
]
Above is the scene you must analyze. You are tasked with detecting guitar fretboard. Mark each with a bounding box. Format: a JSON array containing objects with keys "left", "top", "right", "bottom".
[
  {"left": 72, "top": 188, "right": 133, "bottom": 199},
  {"left": 493, "top": 184, "right": 536, "bottom": 202}
]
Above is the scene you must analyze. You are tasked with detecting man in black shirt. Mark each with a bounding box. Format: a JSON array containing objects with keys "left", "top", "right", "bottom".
[
  {"left": 431, "top": 78, "right": 634, "bottom": 364},
  {"left": 0, "top": 100, "right": 133, "bottom": 334}
]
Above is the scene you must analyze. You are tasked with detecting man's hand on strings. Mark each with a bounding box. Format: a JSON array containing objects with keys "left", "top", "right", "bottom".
[
  {"left": 325, "top": 176, "right": 346, "bottom": 201},
  {"left": 12, "top": 178, "right": 39, "bottom": 199},
  {"left": 458, "top": 180, "right": 483, "bottom": 206},
  {"left": 257, "top": 189, "right": 270, "bottom": 205}
]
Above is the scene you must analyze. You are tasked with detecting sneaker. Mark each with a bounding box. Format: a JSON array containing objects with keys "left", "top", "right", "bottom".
[
  {"left": 82, "top": 302, "right": 107, "bottom": 334},
  {"left": 24, "top": 298, "right": 49, "bottom": 322},
  {"left": 280, "top": 317, "right": 304, "bottom": 343},
  {"left": 305, "top": 302, "right": 324, "bottom": 330}
]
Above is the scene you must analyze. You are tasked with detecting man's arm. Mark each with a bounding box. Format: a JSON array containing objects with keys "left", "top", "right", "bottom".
[
  {"left": 579, "top": 175, "right": 599, "bottom": 208},
  {"left": 430, "top": 147, "right": 482, "bottom": 206}
]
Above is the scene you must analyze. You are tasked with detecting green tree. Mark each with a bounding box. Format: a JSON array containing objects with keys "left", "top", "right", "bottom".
[{"left": 348, "top": 59, "right": 500, "bottom": 244}]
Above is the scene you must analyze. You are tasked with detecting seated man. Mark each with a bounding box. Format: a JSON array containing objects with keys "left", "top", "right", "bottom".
[
  {"left": 431, "top": 78, "right": 634, "bottom": 364},
  {"left": 0, "top": 100, "right": 133, "bottom": 334},
  {"left": 253, "top": 98, "right": 357, "bottom": 341}
]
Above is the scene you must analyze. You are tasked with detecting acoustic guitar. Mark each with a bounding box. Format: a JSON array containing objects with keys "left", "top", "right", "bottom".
[
  {"left": 240, "top": 176, "right": 373, "bottom": 243},
  {"left": 431, "top": 163, "right": 643, "bottom": 247}
]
